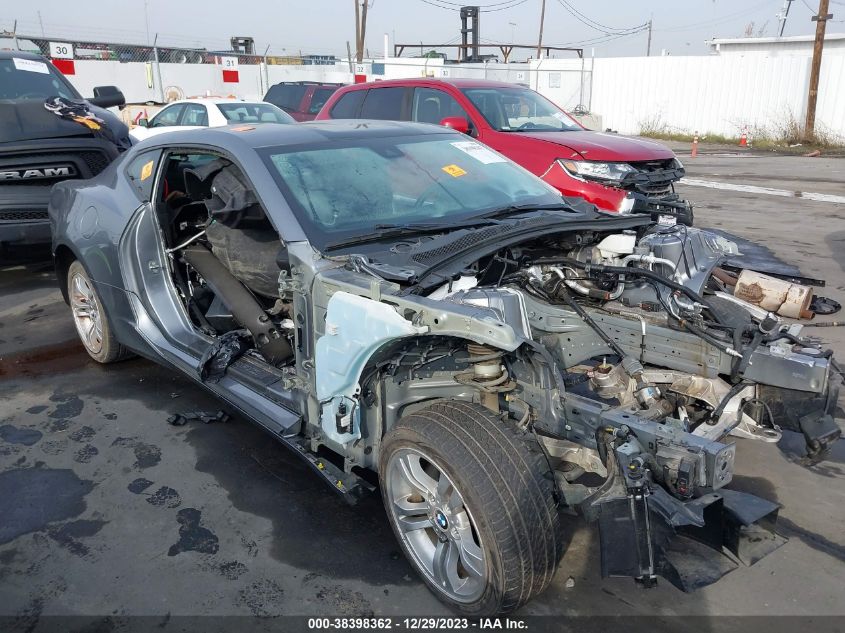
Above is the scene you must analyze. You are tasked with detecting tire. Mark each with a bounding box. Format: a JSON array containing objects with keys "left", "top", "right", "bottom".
[
  {"left": 67, "top": 260, "right": 131, "bottom": 364},
  {"left": 379, "top": 400, "right": 563, "bottom": 615}
]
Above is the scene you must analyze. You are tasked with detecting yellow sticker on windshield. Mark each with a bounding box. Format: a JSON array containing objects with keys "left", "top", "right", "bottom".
[
  {"left": 442, "top": 164, "right": 467, "bottom": 178},
  {"left": 140, "top": 160, "right": 154, "bottom": 181}
]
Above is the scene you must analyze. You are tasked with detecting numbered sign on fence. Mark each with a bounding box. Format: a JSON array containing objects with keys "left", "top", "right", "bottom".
[
  {"left": 49, "top": 42, "right": 75, "bottom": 75},
  {"left": 220, "top": 56, "right": 239, "bottom": 83}
]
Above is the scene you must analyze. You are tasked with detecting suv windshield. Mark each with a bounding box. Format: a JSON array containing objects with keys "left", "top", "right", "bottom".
[
  {"left": 0, "top": 57, "right": 81, "bottom": 101},
  {"left": 462, "top": 87, "right": 581, "bottom": 133},
  {"left": 217, "top": 103, "right": 294, "bottom": 124},
  {"left": 262, "top": 134, "right": 562, "bottom": 250}
]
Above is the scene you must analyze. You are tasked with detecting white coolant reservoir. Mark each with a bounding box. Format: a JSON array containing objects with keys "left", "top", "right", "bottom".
[
  {"left": 428, "top": 275, "right": 479, "bottom": 300},
  {"left": 596, "top": 233, "right": 637, "bottom": 259}
]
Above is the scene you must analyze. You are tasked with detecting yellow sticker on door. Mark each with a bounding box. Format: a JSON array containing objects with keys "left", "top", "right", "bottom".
[
  {"left": 140, "top": 160, "right": 154, "bottom": 181},
  {"left": 441, "top": 164, "right": 467, "bottom": 178}
]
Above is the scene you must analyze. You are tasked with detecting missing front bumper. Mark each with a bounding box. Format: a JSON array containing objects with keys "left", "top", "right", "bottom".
[{"left": 594, "top": 486, "right": 786, "bottom": 592}]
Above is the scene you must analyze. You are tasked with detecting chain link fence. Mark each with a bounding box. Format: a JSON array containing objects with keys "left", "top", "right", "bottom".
[
  {"left": 1, "top": 31, "right": 341, "bottom": 65},
  {"left": 0, "top": 28, "right": 593, "bottom": 122}
]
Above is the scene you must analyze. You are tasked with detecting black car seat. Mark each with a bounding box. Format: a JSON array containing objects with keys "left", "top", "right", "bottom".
[
  {"left": 417, "top": 97, "right": 441, "bottom": 124},
  {"left": 197, "top": 163, "right": 287, "bottom": 299}
]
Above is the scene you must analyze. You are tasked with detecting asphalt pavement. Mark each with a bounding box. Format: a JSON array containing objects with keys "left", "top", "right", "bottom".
[{"left": 0, "top": 151, "right": 843, "bottom": 629}]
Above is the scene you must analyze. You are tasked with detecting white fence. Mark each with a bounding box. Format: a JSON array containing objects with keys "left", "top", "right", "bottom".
[{"left": 53, "top": 54, "right": 845, "bottom": 141}]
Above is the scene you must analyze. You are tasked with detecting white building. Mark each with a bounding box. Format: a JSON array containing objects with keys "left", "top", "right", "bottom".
[{"left": 707, "top": 33, "right": 845, "bottom": 57}]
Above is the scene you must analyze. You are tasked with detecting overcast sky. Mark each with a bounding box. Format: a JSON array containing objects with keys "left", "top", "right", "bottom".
[{"left": 1, "top": 0, "right": 841, "bottom": 59}]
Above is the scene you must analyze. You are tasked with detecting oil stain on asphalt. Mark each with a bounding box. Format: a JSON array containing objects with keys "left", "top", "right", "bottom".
[
  {"left": 48, "top": 391, "right": 85, "bottom": 420},
  {"left": 0, "top": 467, "right": 94, "bottom": 545},
  {"left": 184, "top": 418, "right": 415, "bottom": 586},
  {"left": 0, "top": 424, "right": 43, "bottom": 446},
  {"left": 111, "top": 437, "right": 162, "bottom": 469},
  {"left": 168, "top": 508, "right": 219, "bottom": 556},
  {"left": 46, "top": 519, "right": 108, "bottom": 556}
]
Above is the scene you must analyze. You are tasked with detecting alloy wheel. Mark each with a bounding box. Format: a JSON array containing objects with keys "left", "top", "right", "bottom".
[{"left": 386, "top": 448, "right": 487, "bottom": 603}]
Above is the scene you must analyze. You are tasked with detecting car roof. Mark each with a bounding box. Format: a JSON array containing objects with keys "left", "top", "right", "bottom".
[
  {"left": 131, "top": 119, "right": 456, "bottom": 151},
  {"left": 0, "top": 50, "right": 47, "bottom": 61},
  {"left": 163, "top": 98, "right": 275, "bottom": 106},
  {"left": 337, "top": 77, "right": 518, "bottom": 90}
]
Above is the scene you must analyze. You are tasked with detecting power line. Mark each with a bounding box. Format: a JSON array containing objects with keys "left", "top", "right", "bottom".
[
  {"left": 555, "top": 0, "right": 647, "bottom": 34},
  {"left": 555, "top": 25, "right": 649, "bottom": 48},
  {"left": 418, "top": 0, "right": 525, "bottom": 7},
  {"left": 417, "top": 0, "right": 529, "bottom": 12},
  {"left": 655, "top": 0, "right": 775, "bottom": 32}
]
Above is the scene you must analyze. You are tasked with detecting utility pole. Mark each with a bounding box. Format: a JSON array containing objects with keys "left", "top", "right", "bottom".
[
  {"left": 354, "top": 0, "right": 369, "bottom": 63},
  {"left": 354, "top": 0, "right": 361, "bottom": 62},
  {"left": 646, "top": 17, "right": 653, "bottom": 56},
  {"left": 805, "top": 0, "right": 831, "bottom": 138},
  {"left": 536, "top": 0, "right": 546, "bottom": 59},
  {"left": 777, "top": 0, "right": 794, "bottom": 37}
]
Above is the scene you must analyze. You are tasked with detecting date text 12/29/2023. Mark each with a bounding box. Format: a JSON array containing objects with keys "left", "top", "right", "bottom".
[{"left": 307, "top": 618, "right": 528, "bottom": 630}]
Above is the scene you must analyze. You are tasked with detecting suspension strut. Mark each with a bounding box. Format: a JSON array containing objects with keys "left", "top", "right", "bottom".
[{"left": 466, "top": 343, "right": 508, "bottom": 413}]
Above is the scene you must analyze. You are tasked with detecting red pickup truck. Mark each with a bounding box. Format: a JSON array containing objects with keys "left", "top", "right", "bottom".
[{"left": 316, "top": 78, "right": 692, "bottom": 225}]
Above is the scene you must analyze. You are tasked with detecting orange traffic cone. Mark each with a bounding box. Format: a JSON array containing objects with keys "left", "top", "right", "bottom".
[
  {"left": 739, "top": 127, "right": 748, "bottom": 147},
  {"left": 691, "top": 131, "right": 699, "bottom": 158}
]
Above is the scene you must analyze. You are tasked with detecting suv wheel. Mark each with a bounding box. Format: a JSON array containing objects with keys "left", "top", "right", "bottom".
[
  {"left": 68, "top": 260, "right": 131, "bottom": 363},
  {"left": 380, "top": 400, "right": 563, "bottom": 615}
]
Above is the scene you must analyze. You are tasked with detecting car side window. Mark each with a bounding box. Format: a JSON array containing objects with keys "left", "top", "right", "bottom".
[
  {"left": 125, "top": 151, "right": 162, "bottom": 202},
  {"left": 181, "top": 104, "right": 208, "bottom": 126},
  {"left": 308, "top": 87, "right": 337, "bottom": 114},
  {"left": 151, "top": 104, "right": 185, "bottom": 128},
  {"left": 329, "top": 90, "right": 365, "bottom": 118},
  {"left": 266, "top": 84, "right": 308, "bottom": 111},
  {"left": 360, "top": 87, "right": 407, "bottom": 120},
  {"left": 412, "top": 87, "right": 470, "bottom": 125}
]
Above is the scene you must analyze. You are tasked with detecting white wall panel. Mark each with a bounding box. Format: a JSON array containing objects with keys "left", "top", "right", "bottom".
[{"left": 59, "top": 54, "right": 845, "bottom": 140}]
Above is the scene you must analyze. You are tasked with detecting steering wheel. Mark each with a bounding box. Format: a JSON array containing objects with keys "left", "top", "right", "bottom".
[
  {"left": 515, "top": 121, "right": 538, "bottom": 131},
  {"left": 414, "top": 182, "right": 447, "bottom": 210}
]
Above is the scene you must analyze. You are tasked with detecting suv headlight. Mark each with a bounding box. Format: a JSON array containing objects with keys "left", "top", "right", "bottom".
[{"left": 558, "top": 160, "right": 636, "bottom": 185}]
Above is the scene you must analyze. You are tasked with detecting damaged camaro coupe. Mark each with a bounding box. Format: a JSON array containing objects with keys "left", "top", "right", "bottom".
[{"left": 50, "top": 121, "right": 842, "bottom": 615}]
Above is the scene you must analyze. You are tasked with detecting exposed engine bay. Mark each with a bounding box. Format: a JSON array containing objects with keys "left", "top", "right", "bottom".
[
  {"left": 156, "top": 154, "right": 842, "bottom": 593},
  {"left": 315, "top": 218, "right": 843, "bottom": 590}
]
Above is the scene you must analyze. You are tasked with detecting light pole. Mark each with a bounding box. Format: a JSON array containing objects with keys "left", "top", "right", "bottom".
[{"left": 509, "top": 21, "right": 517, "bottom": 42}]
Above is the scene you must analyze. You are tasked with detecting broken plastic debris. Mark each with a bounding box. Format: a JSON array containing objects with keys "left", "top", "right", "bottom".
[
  {"left": 198, "top": 330, "right": 252, "bottom": 382},
  {"left": 810, "top": 296, "right": 841, "bottom": 316}
]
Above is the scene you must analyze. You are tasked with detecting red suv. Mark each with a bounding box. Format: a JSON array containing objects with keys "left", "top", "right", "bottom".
[
  {"left": 264, "top": 81, "right": 343, "bottom": 122},
  {"left": 316, "top": 79, "right": 691, "bottom": 224}
]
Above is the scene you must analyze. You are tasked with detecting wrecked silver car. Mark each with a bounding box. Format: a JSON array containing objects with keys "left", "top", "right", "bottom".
[{"left": 50, "top": 121, "right": 843, "bottom": 615}]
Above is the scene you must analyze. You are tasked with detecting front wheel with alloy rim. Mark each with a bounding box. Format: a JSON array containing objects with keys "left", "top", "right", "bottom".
[
  {"left": 380, "top": 400, "right": 564, "bottom": 615},
  {"left": 67, "top": 260, "right": 131, "bottom": 363}
]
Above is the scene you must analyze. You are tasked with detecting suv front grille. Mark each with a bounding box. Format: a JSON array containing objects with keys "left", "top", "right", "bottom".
[
  {"left": 0, "top": 209, "right": 49, "bottom": 222},
  {"left": 0, "top": 149, "right": 111, "bottom": 187},
  {"left": 79, "top": 150, "right": 111, "bottom": 176}
]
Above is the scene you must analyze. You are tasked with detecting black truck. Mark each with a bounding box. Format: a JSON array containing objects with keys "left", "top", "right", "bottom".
[{"left": 0, "top": 50, "right": 130, "bottom": 259}]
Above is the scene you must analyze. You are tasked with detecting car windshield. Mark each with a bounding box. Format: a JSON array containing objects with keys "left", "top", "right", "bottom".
[
  {"left": 462, "top": 87, "right": 581, "bottom": 133},
  {"left": 0, "top": 57, "right": 81, "bottom": 100},
  {"left": 218, "top": 103, "right": 295, "bottom": 124},
  {"left": 262, "top": 134, "right": 562, "bottom": 250}
]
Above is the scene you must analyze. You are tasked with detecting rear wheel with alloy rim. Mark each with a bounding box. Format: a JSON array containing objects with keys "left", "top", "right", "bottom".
[
  {"left": 67, "top": 260, "right": 130, "bottom": 363},
  {"left": 380, "top": 400, "right": 564, "bottom": 615}
]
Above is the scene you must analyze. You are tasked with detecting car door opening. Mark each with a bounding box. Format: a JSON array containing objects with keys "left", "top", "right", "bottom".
[{"left": 154, "top": 151, "right": 294, "bottom": 367}]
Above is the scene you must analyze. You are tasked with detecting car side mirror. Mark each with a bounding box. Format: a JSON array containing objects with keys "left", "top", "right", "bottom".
[
  {"left": 89, "top": 86, "right": 126, "bottom": 109},
  {"left": 440, "top": 116, "right": 470, "bottom": 135},
  {"left": 137, "top": 118, "right": 149, "bottom": 128}
]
